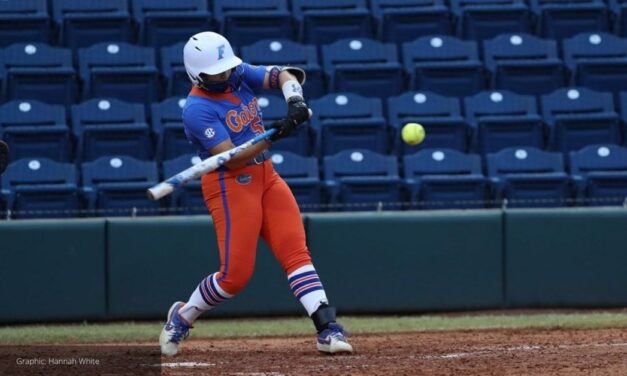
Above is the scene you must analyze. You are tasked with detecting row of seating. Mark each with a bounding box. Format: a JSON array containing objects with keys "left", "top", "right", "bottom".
[
  {"left": 2, "top": 145, "right": 627, "bottom": 218},
  {"left": 3, "top": 31, "right": 627, "bottom": 108},
  {"left": 3, "top": 88, "right": 627, "bottom": 164},
  {"left": 2, "top": 0, "right": 627, "bottom": 49}
]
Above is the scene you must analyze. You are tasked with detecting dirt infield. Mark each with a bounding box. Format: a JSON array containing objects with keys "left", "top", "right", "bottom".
[{"left": 166, "top": 328, "right": 627, "bottom": 376}]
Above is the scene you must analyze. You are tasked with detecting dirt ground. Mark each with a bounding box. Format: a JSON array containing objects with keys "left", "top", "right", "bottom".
[
  {"left": 162, "top": 328, "right": 627, "bottom": 376},
  {"left": 2, "top": 328, "right": 625, "bottom": 375}
]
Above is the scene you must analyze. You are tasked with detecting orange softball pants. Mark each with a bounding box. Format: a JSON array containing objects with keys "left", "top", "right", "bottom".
[{"left": 201, "top": 159, "right": 313, "bottom": 296}]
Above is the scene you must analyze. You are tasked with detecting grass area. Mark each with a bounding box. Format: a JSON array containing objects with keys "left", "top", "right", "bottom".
[{"left": 1, "top": 312, "right": 626, "bottom": 344}]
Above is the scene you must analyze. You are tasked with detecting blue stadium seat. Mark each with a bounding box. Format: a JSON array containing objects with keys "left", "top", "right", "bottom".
[
  {"left": 451, "top": 0, "right": 533, "bottom": 41},
  {"left": 81, "top": 156, "right": 161, "bottom": 217},
  {"left": 52, "top": 0, "right": 135, "bottom": 51},
  {"left": 1, "top": 158, "right": 80, "bottom": 219},
  {"left": 213, "top": 0, "right": 293, "bottom": 47},
  {"left": 151, "top": 97, "right": 195, "bottom": 161},
  {"left": 570, "top": 144, "right": 627, "bottom": 206},
  {"left": 292, "top": 0, "right": 374, "bottom": 45},
  {"left": 240, "top": 39, "right": 324, "bottom": 99},
  {"left": 323, "top": 149, "right": 402, "bottom": 211},
  {"left": 0, "top": 0, "right": 51, "bottom": 47},
  {"left": 402, "top": 36, "right": 486, "bottom": 97},
  {"left": 387, "top": 91, "right": 470, "bottom": 154},
  {"left": 610, "top": 0, "right": 627, "bottom": 37},
  {"left": 160, "top": 42, "right": 189, "bottom": 97},
  {"left": 530, "top": 0, "right": 610, "bottom": 40},
  {"left": 484, "top": 33, "right": 566, "bottom": 95},
  {"left": 370, "top": 0, "right": 452, "bottom": 43},
  {"left": 72, "top": 98, "right": 153, "bottom": 162},
  {"left": 78, "top": 42, "right": 161, "bottom": 107},
  {"left": 132, "top": 0, "right": 213, "bottom": 50},
  {"left": 563, "top": 33, "right": 627, "bottom": 95},
  {"left": 486, "top": 147, "right": 572, "bottom": 207},
  {"left": 403, "top": 148, "right": 489, "bottom": 209},
  {"left": 162, "top": 154, "right": 205, "bottom": 215},
  {"left": 618, "top": 91, "right": 627, "bottom": 137},
  {"left": 270, "top": 151, "right": 322, "bottom": 211},
  {"left": 256, "top": 94, "right": 312, "bottom": 155},
  {"left": 541, "top": 88, "right": 621, "bottom": 153},
  {"left": 322, "top": 38, "right": 405, "bottom": 99},
  {"left": 309, "top": 93, "right": 388, "bottom": 156},
  {"left": 464, "top": 90, "right": 545, "bottom": 154},
  {"left": 0, "top": 100, "right": 72, "bottom": 162},
  {"left": 2, "top": 43, "right": 78, "bottom": 108}
]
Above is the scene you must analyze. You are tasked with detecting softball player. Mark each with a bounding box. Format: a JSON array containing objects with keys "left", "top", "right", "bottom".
[{"left": 159, "top": 32, "right": 353, "bottom": 356}]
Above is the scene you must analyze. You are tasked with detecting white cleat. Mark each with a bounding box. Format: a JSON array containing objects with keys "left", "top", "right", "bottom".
[
  {"left": 159, "top": 301, "right": 191, "bottom": 356},
  {"left": 316, "top": 323, "right": 354, "bottom": 354}
]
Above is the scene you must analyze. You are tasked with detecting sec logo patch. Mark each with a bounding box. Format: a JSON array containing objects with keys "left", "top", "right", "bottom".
[
  {"left": 236, "top": 174, "right": 252, "bottom": 185},
  {"left": 204, "top": 128, "right": 216, "bottom": 139}
]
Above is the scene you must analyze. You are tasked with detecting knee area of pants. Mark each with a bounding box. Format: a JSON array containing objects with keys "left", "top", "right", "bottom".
[{"left": 219, "top": 273, "right": 253, "bottom": 295}]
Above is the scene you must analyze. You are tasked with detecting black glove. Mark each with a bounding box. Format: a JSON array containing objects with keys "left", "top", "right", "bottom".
[
  {"left": 267, "top": 118, "right": 297, "bottom": 143},
  {"left": 287, "top": 96, "right": 310, "bottom": 126}
]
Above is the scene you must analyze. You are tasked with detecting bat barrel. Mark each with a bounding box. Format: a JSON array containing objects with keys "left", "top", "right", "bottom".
[{"left": 147, "top": 182, "right": 174, "bottom": 201}]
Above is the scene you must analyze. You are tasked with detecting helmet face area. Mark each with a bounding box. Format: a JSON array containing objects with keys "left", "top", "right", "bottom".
[{"left": 184, "top": 31, "right": 243, "bottom": 92}]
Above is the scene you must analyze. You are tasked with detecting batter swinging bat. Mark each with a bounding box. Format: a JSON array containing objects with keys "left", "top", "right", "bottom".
[{"left": 147, "top": 128, "right": 277, "bottom": 201}]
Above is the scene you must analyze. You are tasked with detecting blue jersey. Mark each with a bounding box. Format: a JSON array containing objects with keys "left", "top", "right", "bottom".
[{"left": 183, "top": 63, "right": 267, "bottom": 159}]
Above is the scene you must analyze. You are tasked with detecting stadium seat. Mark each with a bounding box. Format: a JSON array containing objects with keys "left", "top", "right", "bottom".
[
  {"left": 450, "top": 0, "right": 533, "bottom": 41},
  {"left": 483, "top": 33, "right": 566, "bottom": 96},
  {"left": 240, "top": 39, "right": 324, "bottom": 99},
  {"left": 309, "top": 93, "right": 389, "bottom": 156},
  {"left": 486, "top": 147, "right": 572, "bottom": 207},
  {"left": 563, "top": 33, "right": 627, "bottom": 95},
  {"left": 270, "top": 151, "right": 322, "bottom": 211},
  {"left": 0, "top": 0, "right": 51, "bottom": 47},
  {"left": 81, "top": 156, "right": 161, "bottom": 217},
  {"left": 323, "top": 149, "right": 402, "bottom": 211},
  {"left": 1, "top": 158, "right": 80, "bottom": 219},
  {"left": 370, "top": 0, "right": 452, "bottom": 43},
  {"left": 52, "top": 0, "right": 135, "bottom": 51},
  {"left": 464, "top": 90, "right": 545, "bottom": 154},
  {"left": 72, "top": 98, "right": 153, "bottom": 162},
  {"left": 2, "top": 43, "right": 78, "bottom": 108},
  {"left": 402, "top": 36, "right": 486, "bottom": 97},
  {"left": 160, "top": 42, "right": 190, "bottom": 97},
  {"left": 403, "top": 148, "right": 489, "bottom": 209},
  {"left": 387, "top": 91, "right": 470, "bottom": 154},
  {"left": 530, "top": 0, "right": 610, "bottom": 40},
  {"left": 610, "top": 0, "right": 627, "bottom": 37},
  {"left": 322, "top": 38, "right": 405, "bottom": 99},
  {"left": 0, "top": 100, "right": 72, "bottom": 162},
  {"left": 162, "top": 154, "right": 205, "bottom": 215},
  {"left": 131, "top": 0, "right": 213, "bottom": 50},
  {"left": 151, "top": 97, "right": 195, "bottom": 161},
  {"left": 78, "top": 42, "right": 161, "bottom": 108},
  {"left": 292, "top": 0, "right": 374, "bottom": 45},
  {"left": 541, "top": 88, "right": 621, "bottom": 153},
  {"left": 255, "top": 94, "right": 312, "bottom": 155},
  {"left": 570, "top": 144, "right": 627, "bottom": 206},
  {"left": 213, "top": 0, "right": 293, "bottom": 47}
]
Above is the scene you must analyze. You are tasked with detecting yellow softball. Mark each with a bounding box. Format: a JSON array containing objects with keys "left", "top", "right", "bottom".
[{"left": 401, "top": 123, "right": 426, "bottom": 146}]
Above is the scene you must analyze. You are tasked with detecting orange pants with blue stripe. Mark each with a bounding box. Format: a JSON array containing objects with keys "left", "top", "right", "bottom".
[{"left": 201, "top": 159, "right": 313, "bottom": 296}]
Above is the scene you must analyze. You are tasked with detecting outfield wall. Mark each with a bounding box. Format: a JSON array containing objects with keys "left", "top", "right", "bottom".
[{"left": 1, "top": 208, "right": 626, "bottom": 323}]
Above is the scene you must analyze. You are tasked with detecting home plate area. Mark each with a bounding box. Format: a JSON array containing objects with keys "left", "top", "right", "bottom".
[{"left": 163, "top": 328, "right": 627, "bottom": 376}]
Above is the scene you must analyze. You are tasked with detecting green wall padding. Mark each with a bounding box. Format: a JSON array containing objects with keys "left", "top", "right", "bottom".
[
  {"left": 0, "top": 219, "right": 106, "bottom": 322},
  {"left": 306, "top": 211, "right": 504, "bottom": 313}
]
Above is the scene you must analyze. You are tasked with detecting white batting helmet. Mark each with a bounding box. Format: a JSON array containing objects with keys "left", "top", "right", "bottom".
[{"left": 183, "top": 32, "right": 242, "bottom": 87}]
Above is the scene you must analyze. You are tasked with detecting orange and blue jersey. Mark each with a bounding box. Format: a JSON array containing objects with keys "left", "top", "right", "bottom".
[{"left": 182, "top": 63, "right": 267, "bottom": 159}]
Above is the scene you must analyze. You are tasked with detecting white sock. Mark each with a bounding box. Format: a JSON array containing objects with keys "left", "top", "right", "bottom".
[
  {"left": 287, "top": 264, "right": 328, "bottom": 316},
  {"left": 179, "top": 273, "right": 233, "bottom": 323}
]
